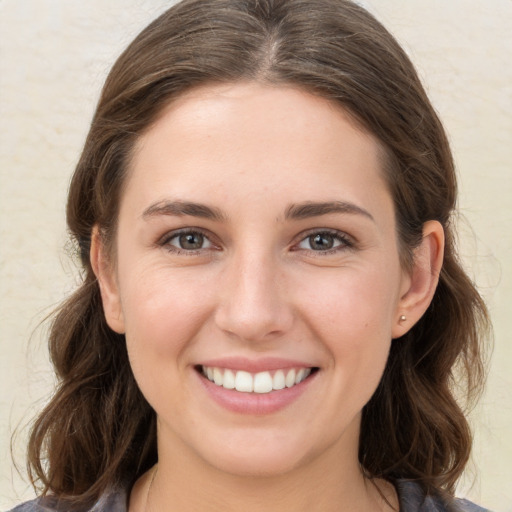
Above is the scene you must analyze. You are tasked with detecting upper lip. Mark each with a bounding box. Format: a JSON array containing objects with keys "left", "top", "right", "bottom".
[{"left": 196, "top": 357, "right": 316, "bottom": 373}]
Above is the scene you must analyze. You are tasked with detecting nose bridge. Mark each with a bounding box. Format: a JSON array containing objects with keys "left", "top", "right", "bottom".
[{"left": 215, "top": 243, "right": 292, "bottom": 342}]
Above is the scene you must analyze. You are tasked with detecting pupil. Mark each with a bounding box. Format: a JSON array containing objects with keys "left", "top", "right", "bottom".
[
  {"left": 180, "top": 233, "right": 203, "bottom": 249},
  {"left": 310, "top": 233, "right": 333, "bottom": 250}
]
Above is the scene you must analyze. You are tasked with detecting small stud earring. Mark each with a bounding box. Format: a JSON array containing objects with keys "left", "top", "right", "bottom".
[{"left": 399, "top": 315, "right": 407, "bottom": 323}]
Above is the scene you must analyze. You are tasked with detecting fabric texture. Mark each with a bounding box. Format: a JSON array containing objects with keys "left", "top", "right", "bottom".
[
  {"left": 8, "top": 481, "right": 490, "bottom": 512},
  {"left": 395, "top": 481, "right": 489, "bottom": 512}
]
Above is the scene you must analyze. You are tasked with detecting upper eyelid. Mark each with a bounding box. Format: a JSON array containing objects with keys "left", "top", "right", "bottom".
[
  {"left": 289, "top": 229, "right": 355, "bottom": 254},
  {"left": 159, "top": 227, "right": 212, "bottom": 243},
  {"left": 157, "top": 229, "right": 219, "bottom": 259},
  {"left": 156, "top": 227, "right": 354, "bottom": 251},
  {"left": 294, "top": 228, "right": 353, "bottom": 243}
]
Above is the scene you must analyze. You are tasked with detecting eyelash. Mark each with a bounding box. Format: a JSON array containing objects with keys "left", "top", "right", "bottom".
[
  {"left": 158, "top": 228, "right": 354, "bottom": 256},
  {"left": 158, "top": 228, "right": 216, "bottom": 255},
  {"left": 292, "top": 229, "right": 354, "bottom": 255}
]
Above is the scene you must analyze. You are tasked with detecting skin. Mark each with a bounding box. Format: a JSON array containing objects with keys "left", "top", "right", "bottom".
[{"left": 91, "top": 82, "right": 444, "bottom": 511}]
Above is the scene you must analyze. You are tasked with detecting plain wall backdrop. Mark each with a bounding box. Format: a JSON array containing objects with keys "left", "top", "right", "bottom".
[{"left": 1, "top": 1, "right": 511, "bottom": 510}]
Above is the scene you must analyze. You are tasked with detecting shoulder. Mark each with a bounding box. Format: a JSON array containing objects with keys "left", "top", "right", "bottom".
[
  {"left": 455, "top": 499, "right": 492, "bottom": 512},
  {"left": 6, "top": 487, "right": 128, "bottom": 512},
  {"left": 396, "top": 480, "right": 491, "bottom": 512}
]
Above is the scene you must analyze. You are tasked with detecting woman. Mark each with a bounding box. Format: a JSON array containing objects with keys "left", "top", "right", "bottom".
[{"left": 11, "top": 0, "right": 490, "bottom": 511}]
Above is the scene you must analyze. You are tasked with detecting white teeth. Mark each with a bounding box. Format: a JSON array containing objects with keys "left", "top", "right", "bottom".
[
  {"left": 285, "top": 369, "right": 296, "bottom": 388},
  {"left": 294, "top": 368, "right": 312, "bottom": 384},
  {"left": 273, "top": 370, "right": 286, "bottom": 390},
  {"left": 213, "top": 367, "right": 223, "bottom": 386},
  {"left": 202, "top": 366, "right": 313, "bottom": 393},
  {"left": 235, "top": 370, "right": 253, "bottom": 392},
  {"left": 253, "top": 372, "right": 273, "bottom": 393},
  {"left": 223, "top": 369, "right": 235, "bottom": 389}
]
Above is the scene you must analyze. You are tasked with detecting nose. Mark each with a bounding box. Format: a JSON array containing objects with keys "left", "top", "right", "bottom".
[{"left": 214, "top": 249, "right": 294, "bottom": 343}]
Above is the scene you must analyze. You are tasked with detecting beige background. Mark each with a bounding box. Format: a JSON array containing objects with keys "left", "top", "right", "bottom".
[{"left": 0, "top": 1, "right": 510, "bottom": 510}]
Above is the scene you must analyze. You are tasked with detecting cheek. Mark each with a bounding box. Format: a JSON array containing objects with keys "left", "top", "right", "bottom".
[
  {"left": 118, "top": 267, "right": 216, "bottom": 413},
  {"left": 301, "top": 265, "right": 400, "bottom": 337},
  {"left": 119, "top": 266, "right": 214, "bottom": 361},
  {"left": 297, "top": 263, "right": 400, "bottom": 385}
]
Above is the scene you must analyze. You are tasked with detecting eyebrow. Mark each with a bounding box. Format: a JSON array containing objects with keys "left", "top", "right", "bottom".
[
  {"left": 142, "top": 200, "right": 227, "bottom": 221},
  {"left": 284, "top": 201, "right": 374, "bottom": 222},
  {"left": 141, "top": 199, "right": 374, "bottom": 223}
]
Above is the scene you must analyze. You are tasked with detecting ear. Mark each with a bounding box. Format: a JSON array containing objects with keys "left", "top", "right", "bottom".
[
  {"left": 90, "top": 226, "right": 125, "bottom": 334},
  {"left": 392, "top": 220, "right": 445, "bottom": 339}
]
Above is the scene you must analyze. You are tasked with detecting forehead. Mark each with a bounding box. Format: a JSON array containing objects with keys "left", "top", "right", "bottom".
[
  {"left": 124, "top": 82, "right": 391, "bottom": 218},
  {"left": 138, "top": 82, "right": 376, "bottom": 153}
]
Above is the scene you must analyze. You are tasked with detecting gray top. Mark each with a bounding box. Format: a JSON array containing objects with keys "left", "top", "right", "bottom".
[{"left": 8, "top": 481, "right": 490, "bottom": 512}]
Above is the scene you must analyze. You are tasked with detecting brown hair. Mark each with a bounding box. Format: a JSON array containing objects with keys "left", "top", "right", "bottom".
[{"left": 26, "top": 0, "right": 489, "bottom": 507}]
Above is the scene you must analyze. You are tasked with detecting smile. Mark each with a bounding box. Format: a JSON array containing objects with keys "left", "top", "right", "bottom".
[{"left": 200, "top": 366, "right": 314, "bottom": 394}]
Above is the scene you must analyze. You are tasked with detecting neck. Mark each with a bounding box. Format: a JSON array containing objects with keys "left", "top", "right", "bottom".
[{"left": 133, "top": 426, "right": 396, "bottom": 512}]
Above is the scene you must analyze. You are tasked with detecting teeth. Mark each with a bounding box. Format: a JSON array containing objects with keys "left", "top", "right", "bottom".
[
  {"left": 254, "top": 372, "right": 273, "bottom": 393},
  {"left": 223, "top": 369, "right": 235, "bottom": 389},
  {"left": 235, "top": 371, "right": 253, "bottom": 392},
  {"left": 285, "top": 369, "right": 296, "bottom": 388},
  {"left": 201, "top": 366, "right": 313, "bottom": 394},
  {"left": 295, "top": 368, "right": 305, "bottom": 384},
  {"left": 213, "top": 367, "right": 223, "bottom": 386},
  {"left": 273, "top": 370, "right": 286, "bottom": 390}
]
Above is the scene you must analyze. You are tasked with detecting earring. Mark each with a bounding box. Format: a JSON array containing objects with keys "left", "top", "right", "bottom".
[{"left": 399, "top": 315, "right": 407, "bottom": 323}]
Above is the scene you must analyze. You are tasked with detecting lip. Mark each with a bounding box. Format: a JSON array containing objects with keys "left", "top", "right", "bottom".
[
  {"left": 194, "top": 361, "right": 318, "bottom": 415},
  {"left": 196, "top": 356, "right": 315, "bottom": 373}
]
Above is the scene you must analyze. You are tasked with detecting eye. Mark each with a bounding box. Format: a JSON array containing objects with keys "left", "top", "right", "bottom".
[
  {"left": 295, "top": 230, "right": 352, "bottom": 252},
  {"left": 162, "top": 230, "right": 213, "bottom": 252}
]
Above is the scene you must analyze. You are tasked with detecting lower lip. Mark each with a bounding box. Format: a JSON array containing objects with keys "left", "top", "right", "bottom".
[{"left": 196, "top": 370, "right": 317, "bottom": 415}]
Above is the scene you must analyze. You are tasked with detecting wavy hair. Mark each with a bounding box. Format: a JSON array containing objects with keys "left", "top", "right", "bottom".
[{"left": 26, "top": 0, "right": 489, "bottom": 508}]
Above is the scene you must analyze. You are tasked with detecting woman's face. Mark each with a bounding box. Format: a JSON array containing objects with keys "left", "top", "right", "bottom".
[{"left": 99, "top": 83, "right": 413, "bottom": 477}]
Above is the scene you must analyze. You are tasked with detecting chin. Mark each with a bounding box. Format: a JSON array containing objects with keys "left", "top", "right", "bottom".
[
  {"left": 194, "top": 429, "right": 320, "bottom": 479},
  {"left": 208, "top": 450, "right": 307, "bottom": 479}
]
